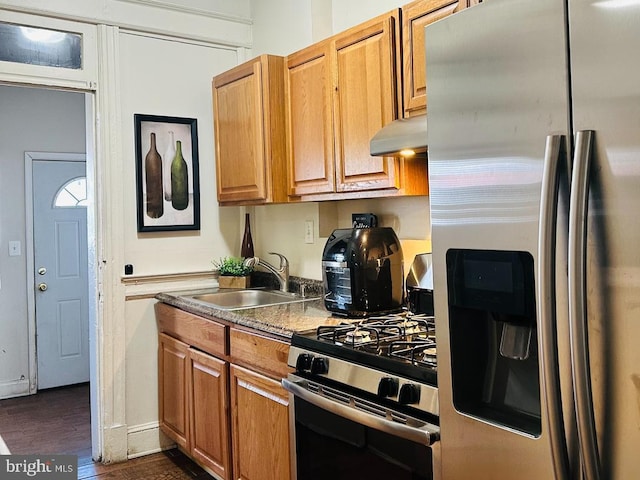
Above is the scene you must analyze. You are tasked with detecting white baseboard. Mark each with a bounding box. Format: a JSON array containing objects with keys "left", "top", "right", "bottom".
[
  {"left": 127, "top": 422, "right": 175, "bottom": 459},
  {"left": 0, "top": 379, "right": 30, "bottom": 400},
  {"left": 102, "top": 424, "right": 129, "bottom": 463}
]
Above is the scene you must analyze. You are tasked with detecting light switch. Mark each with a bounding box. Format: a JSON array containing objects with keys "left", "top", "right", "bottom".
[
  {"left": 9, "top": 241, "right": 21, "bottom": 257},
  {"left": 304, "top": 220, "right": 314, "bottom": 244}
]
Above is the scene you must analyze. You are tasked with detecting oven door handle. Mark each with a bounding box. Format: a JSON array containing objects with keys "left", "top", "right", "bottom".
[{"left": 282, "top": 377, "right": 440, "bottom": 447}]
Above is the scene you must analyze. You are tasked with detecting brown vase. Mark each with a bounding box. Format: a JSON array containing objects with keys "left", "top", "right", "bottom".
[{"left": 241, "top": 213, "right": 254, "bottom": 258}]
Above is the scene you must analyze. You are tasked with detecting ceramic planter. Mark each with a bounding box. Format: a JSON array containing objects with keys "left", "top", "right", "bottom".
[{"left": 218, "top": 275, "right": 250, "bottom": 289}]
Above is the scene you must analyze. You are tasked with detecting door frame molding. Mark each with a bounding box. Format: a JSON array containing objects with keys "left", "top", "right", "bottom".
[
  {"left": 5, "top": 13, "right": 139, "bottom": 464},
  {"left": 24, "top": 152, "right": 88, "bottom": 395}
]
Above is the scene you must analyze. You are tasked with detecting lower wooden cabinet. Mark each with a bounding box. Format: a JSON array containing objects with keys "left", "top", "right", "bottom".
[
  {"left": 157, "top": 304, "right": 292, "bottom": 480},
  {"left": 158, "top": 332, "right": 232, "bottom": 480},
  {"left": 189, "top": 348, "right": 231, "bottom": 479},
  {"left": 158, "top": 333, "right": 190, "bottom": 451},
  {"left": 230, "top": 364, "right": 291, "bottom": 480}
]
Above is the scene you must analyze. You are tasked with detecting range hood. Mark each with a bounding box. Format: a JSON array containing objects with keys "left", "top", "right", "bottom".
[{"left": 369, "top": 115, "right": 427, "bottom": 158}]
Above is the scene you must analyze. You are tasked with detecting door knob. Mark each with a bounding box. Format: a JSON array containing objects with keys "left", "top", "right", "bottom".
[
  {"left": 38, "top": 267, "right": 47, "bottom": 275},
  {"left": 38, "top": 283, "right": 48, "bottom": 292}
]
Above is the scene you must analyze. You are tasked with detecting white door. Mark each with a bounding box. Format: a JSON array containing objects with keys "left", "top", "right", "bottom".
[{"left": 33, "top": 159, "right": 89, "bottom": 389}]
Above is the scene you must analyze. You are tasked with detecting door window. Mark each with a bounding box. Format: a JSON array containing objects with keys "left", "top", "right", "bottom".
[{"left": 54, "top": 177, "right": 87, "bottom": 207}]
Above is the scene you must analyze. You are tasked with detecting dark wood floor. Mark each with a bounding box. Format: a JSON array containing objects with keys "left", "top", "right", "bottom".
[{"left": 0, "top": 384, "right": 213, "bottom": 479}]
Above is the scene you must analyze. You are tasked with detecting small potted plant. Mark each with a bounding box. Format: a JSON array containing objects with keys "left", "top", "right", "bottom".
[{"left": 212, "top": 256, "right": 253, "bottom": 289}]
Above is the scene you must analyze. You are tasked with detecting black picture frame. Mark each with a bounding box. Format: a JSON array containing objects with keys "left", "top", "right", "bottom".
[{"left": 134, "top": 114, "right": 200, "bottom": 232}]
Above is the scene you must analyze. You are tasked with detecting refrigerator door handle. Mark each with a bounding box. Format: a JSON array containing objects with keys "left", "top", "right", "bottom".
[
  {"left": 568, "top": 130, "right": 600, "bottom": 480},
  {"left": 538, "top": 134, "right": 570, "bottom": 480}
]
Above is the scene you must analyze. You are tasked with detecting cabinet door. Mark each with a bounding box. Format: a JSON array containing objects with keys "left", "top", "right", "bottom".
[
  {"left": 403, "top": 0, "right": 466, "bottom": 117},
  {"left": 158, "top": 333, "right": 190, "bottom": 450},
  {"left": 189, "top": 348, "right": 231, "bottom": 480},
  {"left": 230, "top": 365, "right": 291, "bottom": 480},
  {"left": 333, "top": 11, "right": 401, "bottom": 192},
  {"left": 286, "top": 41, "right": 336, "bottom": 196},
  {"left": 213, "top": 59, "right": 268, "bottom": 204}
]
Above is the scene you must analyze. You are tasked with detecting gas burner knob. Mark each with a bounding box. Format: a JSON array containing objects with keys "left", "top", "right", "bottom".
[
  {"left": 377, "top": 377, "right": 399, "bottom": 398},
  {"left": 398, "top": 383, "right": 421, "bottom": 405},
  {"left": 295, "top": 353, "right": 314, "bottom": 372},
  {"left": 310, "top": 356, "right": 329, "bottom": 375}
]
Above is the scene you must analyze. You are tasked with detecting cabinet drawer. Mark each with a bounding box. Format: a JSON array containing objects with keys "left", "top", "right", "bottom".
[
  {"left": 230, "top": 328, "right": 291, "bottom": 379},
  {"left": 155, "top": 302, "right": 227, "bottom": 357}
]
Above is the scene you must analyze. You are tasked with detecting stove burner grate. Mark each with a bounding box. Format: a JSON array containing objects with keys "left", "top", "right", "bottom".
[
  {"left": 315, "top": 313, "right": 437, "bottom": 362},
  {"left": 389, "top": 340, "right": 437, "bottom": 368}
]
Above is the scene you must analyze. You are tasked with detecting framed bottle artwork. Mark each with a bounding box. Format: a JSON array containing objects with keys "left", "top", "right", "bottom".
[{"left": 134, "top": 114, "right": 200, "bottom": 232}]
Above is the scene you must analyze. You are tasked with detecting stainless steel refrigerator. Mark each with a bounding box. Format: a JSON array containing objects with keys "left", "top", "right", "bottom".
[{"left": 425, "top": 0, "right": 640, "bottom": 478}]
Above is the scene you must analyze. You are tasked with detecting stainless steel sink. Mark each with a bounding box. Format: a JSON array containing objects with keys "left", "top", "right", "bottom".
[{"left": 186, "top": 289, "right": 320, "bottom": 310}]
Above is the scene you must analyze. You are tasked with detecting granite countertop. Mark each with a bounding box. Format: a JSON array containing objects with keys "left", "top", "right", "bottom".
[{"left": 156, "top": 287, "right": 348, "bottom": 340}]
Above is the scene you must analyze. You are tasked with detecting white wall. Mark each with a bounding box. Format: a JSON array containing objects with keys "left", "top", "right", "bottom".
[
  {"left": 250, "top": 0, "right": 407, "bottom": 57},
  {"left": 119, "top": 33, "right": 240, "bottom": 452},
  {"left": 250, "top": 0, "right": 313, "bottom": 56},
  {"left": 330, "top": 0, "right": 406, "bottom": 33},
  {"left": 0, "top": 85, "right": 86, "bottom": 398},
  {"left": 254, "top": 197, "right": 432, "bottom": 281},
  {"left": 120, "top": 33, "right": 239, "bottom": 275}
]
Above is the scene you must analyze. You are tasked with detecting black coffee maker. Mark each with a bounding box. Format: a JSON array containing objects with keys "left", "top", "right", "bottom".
[{"left": 322, "top": 227, "right": 404, "bottom": 317}]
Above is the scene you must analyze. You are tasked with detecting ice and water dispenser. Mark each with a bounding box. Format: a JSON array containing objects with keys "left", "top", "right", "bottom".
[{"left": 446, "top": 249, "right": 541, "bottom": 436}]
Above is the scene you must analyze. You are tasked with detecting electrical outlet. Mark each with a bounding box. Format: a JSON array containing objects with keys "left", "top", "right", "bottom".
[{"left": 304, "top": 220, "right": 314, "bottom": 244}]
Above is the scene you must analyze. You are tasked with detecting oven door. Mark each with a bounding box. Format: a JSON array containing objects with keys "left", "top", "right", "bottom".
[{"left": 282, "top": 374, "right": 440, "bottom": 480}]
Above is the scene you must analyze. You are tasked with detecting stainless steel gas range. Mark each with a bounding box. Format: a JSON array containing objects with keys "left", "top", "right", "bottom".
[{"left": 282, "top": 312, "right": 440, "bottom": 480}]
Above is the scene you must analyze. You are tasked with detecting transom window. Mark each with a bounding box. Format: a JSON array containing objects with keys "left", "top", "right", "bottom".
[
  {"left": 54, "top": 177, "right": 87, "bottom": 207},
  {"left": 0, "top": 21, "right": 82, "bottom": 69}
]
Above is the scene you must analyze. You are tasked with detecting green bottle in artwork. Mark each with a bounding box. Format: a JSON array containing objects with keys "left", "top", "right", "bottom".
[{"left": 171, "top": 140, "right": 189, "bottom": 210}]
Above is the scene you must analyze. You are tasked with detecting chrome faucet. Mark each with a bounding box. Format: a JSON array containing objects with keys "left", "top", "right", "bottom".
[{"left": 243, "top": 252, "right": 290, "bottom": 292}]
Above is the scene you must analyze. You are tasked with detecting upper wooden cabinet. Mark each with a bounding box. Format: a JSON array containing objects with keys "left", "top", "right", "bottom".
[
  {"left": 212, "top": 55, "right": 288, "bottom": 206},
  {"left": 333, "top": 11, "right": 402, "bottom": 194},
  {"left": 285, "top": 10, "right": 429, "bottom": 200},
  {"left": 285, "top": 41, "right": 335, "bottom": 197},
  {"left": 215, "top": 4, "right": 478, "bottom": 203},
  {"left": 402, "top": 0, "right": 468, "bottom": 117}
]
